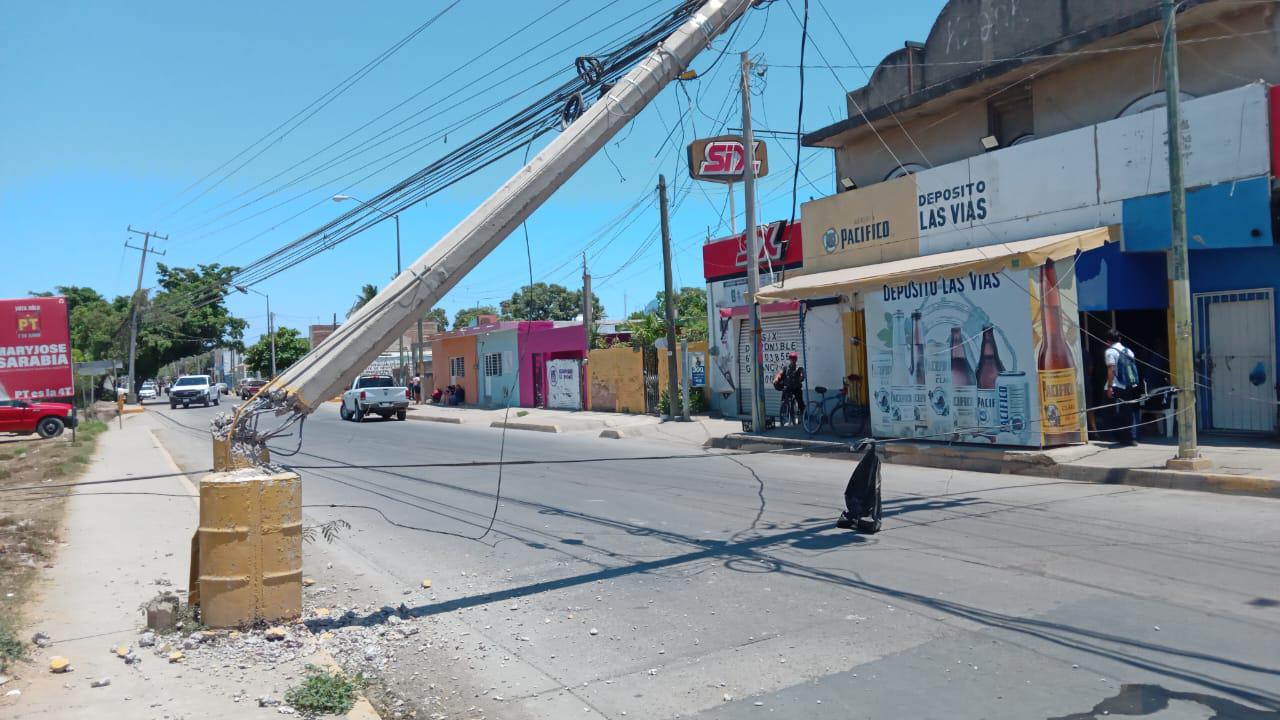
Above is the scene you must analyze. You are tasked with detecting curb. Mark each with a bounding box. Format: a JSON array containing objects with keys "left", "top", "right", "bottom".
[
  {"left": 600, "top": 429, "right": 625, "bottom": 439},
  {"left": 491, "top": 420, "right": 560, "bottom": 433},
  {"left": 709, "top": 434, "right": 1280, "bottom": 499},
  {"left": 407, "top": 414, "right": 463, "bottom": 424}
]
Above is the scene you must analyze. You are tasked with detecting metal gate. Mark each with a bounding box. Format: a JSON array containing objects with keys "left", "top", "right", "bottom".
[
  {"left": 737, "top": 313, "right": 802, "bottom": 419},
  {"left": 642, "top": 346, "right": 659, "bottom": 414},
  {"left": 1194, "top": 288, "right": 1275, "bottom": 432}
]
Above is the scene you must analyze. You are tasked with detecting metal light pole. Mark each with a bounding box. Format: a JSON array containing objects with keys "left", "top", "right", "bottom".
[
  {"left": 741, "top": 52, "right": 765, "bottom": 432},
  {"left": 237, "top": 286, "right": 274, "bottom": 378},
  {"left": 334, "top": 194, "right": 406, "bottom": 382},
  {"left": 1159, "top": 0, "right": 1209, "bottom": 471}
]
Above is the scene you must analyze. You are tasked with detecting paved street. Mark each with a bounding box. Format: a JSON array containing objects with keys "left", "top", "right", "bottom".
[{"left": 146, "top": 400, "right": 1280, "bottom": 719}]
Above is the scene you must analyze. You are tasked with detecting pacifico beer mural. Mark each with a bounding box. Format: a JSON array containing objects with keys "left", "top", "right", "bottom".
[{"left": 865, "top": 261, "right": 1086, "bottom": 447}]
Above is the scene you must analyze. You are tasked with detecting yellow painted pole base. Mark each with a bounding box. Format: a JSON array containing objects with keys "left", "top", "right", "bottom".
[{"left": 194, "top": 468, "right": 301, "bottom": 628}]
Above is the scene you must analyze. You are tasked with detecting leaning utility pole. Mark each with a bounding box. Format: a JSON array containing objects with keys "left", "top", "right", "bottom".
[
  {"left": 124, "top": 226, "right": 167, "bottom": 404},
  {"left": 740, "top": 51, "right": 765, "bottom": 431},
  {"left": 1160, "top": 0, "right": 1208, "bottom": 470},
  {"left": 659, "top": 175, "right": 680, "bottom": 419}
]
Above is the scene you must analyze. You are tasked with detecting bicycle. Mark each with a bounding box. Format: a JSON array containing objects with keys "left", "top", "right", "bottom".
[
  {"left": 802, "top": 378, "right": 869, "bottom": 438},
  {"left": 778, "top": 388, "right": 802, "bottom": 427}
]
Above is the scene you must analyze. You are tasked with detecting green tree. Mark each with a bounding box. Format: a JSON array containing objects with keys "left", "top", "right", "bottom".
[
  {"left": 453, "top": 305, "right": 498, "bottom": 330},
  {"left": 624, "top": 287, "right": 707, "bottom": 345},
  {"left": 624, "top": 313, "right": 666, "bottom": 347},
  {"left": 422, "top": 307, "right": 448, "bottom": 329},
  {"left": 132, "top": 263, "right": 247, "bottom": 383},
  {"left": 244, "top": 327, "right": 310, "bottom": 377},
  {"left": 499, "top": 282, "right": 604, "bottom": 322},
  {"left": 348, "top": 284, "right": 379, "bottom": 318},
  {"left": 651, "top": 287, "right": 707, "bottom": 341}
]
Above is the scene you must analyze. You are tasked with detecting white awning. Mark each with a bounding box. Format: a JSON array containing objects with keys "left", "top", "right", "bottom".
[{"left": 758, "top": 226, "right": 1119, "bottom": 301}]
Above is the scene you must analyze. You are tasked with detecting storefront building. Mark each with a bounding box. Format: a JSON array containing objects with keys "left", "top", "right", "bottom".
[
  {"left": 702, "top": 221, "right": 853, "bottom": 419},
  {"left": 768, "top": 0, "right": 1280, "bottom": 440}
]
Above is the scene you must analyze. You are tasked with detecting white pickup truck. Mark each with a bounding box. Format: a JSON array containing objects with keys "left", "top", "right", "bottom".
[{"left": 340, "top": 375, "right": 410, "bottom": 422}]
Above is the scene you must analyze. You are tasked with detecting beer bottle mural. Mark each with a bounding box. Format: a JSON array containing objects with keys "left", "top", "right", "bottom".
[
  {"left": 1036, "top": 259, "right": 1085, "bottom": 444},
  {"left": 868, "top": 254, "right": 1087, "bottom": 448},
  {"left": 974, "top": 325, "right": 1003, "bottom": 439},
  {"left": 949, "top": 326, "right": 977, "bottom": 437},
  {"left": 910, "top": 311, "right": 928, "bottom": 434},
  {"left": 889, "top": 310, "right": 914, "bottom": 436}
]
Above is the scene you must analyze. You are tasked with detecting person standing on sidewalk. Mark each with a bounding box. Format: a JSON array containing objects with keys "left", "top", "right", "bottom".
[{"left": 1104, "top": 328, "right": 1141, "bottom": 445}]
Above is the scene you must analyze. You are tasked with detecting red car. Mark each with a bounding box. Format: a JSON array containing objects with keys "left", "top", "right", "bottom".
[{"left": 0, "top": 399, "right": 78, "bottom": 439}]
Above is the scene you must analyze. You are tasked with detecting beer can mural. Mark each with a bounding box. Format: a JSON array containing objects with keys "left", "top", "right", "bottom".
[{"left": 865, "top": 260, "right": 1087, "bottom": 447}]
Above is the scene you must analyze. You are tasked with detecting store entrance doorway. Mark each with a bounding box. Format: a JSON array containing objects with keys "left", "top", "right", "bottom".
[{"left": 1194, "top": 289, "right": 1275, "bottom": 432}]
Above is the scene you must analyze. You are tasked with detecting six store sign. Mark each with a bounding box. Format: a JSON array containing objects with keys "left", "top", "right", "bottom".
[{"left": 0, "top": 297, "right": 74, "bottom": 401}]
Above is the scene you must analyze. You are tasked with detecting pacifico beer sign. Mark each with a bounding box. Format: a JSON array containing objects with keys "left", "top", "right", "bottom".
[{"left": 687, "top": 135, "right": 769, "bottom": 183}]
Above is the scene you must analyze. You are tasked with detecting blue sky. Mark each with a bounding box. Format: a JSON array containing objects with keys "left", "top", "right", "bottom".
[{"left": 0, "top": 0, "right": 945, "bottom": 345}]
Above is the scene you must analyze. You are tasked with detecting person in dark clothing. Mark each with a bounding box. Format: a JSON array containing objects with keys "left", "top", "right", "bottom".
[
  {"left": 773, "top": 351, "right": 805, "bottom": 425},
  {"left": 1104, "top": 328, "right": 1142, "bottom": 445}
]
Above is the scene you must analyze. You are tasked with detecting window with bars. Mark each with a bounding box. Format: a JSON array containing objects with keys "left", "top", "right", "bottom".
[
  {"left": 484, "top": 352, "right": 503, "bottom": 377},
  {"left": 450, "top": 356, "right": 465, "bottom": 378}
]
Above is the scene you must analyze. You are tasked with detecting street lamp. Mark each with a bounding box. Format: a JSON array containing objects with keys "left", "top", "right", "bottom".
[
  {"left": 236, "top": 285, "right": 275, "bottom": 378},
  {"left": 333, "top": 194, "right": 410, "bottom": 387}
]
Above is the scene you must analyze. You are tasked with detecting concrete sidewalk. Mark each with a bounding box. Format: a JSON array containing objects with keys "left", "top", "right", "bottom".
[
  {"left": 6, "top": 412, "right": 375, "bottom": 719},
  {"left": 402, "top": 402, "right": 1280, "bottom": 497},
  {"left": 404, "top": 402, "right": 741, "bottom": 445},
  {"left": 712, "top": 427, "right": 1280, "bottom": 498}
]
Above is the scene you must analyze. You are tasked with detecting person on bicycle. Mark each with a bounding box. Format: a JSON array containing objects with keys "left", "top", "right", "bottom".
[{"left": 774, "top": 351, "right": 805, "bottom": 423}]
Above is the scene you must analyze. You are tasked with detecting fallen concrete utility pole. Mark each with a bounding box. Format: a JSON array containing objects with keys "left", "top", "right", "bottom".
[{"left": 197, "top": 0, "right": 757, "bottom": 629}]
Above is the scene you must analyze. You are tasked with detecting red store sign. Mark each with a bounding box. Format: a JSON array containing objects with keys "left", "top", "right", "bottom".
[{"left": 702, "top": 221, "right": 803, "bottom": 282}]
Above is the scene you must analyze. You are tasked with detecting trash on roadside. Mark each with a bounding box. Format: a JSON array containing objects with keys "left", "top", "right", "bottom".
[
  {"left": 48, "top": 656, "right": 71, "bottom": 673},
  {"left": 90, "top": 677, "right": 111, "bottom": 688}
]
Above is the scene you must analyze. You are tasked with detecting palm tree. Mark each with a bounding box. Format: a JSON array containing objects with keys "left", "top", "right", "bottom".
[{"left": 348, "top": 284, "right": 378, "bottom": 318}]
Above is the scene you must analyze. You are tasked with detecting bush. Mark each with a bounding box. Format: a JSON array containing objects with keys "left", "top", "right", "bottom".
[
  {"left": 286, "top": 665, "right": 364, "bottom": 715},
  {"left": 658, "top": 389, "right": 707, "bottom": 416}
]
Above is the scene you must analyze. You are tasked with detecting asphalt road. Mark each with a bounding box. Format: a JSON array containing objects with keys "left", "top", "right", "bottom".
[{"left": 147, "top": 399, "right": 1280, "bottom": 719}]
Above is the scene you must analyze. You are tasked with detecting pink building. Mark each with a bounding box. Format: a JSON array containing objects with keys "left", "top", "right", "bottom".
[{"left": 518, "top": 323, "right": 588, "bottom": 408}]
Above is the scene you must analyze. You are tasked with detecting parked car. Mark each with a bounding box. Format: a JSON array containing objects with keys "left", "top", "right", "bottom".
[
  {"left": 238, "top": 378, "right": 268, "bottom": 399},
  {"left": 0, "top": 399, "right": 78, "bottom": 438},
  {"left": 170, "top": 375, "right": 218, "bottom": 409},
  {"left": 340, "top": 375, "right": 410, "bottom": 422},
  {"left": 138, "top": 381, "right": 157, "bottom": 400},
  {"left": 214, "top": 381, "right": 229, "bottom": 395}
]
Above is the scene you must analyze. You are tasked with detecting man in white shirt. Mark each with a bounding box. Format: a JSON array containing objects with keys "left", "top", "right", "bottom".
[{"left": 1103, "top": 328, "right": 1140, "bottom": 445}]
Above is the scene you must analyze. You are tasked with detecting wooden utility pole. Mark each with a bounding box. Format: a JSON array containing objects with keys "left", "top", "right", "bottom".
[
  {"left": 741, "top": 51, "right": 764, "bottom": 431},
  {"left": 124, "top": 226, "right": 167, "bottom": 404},
  {"left": 1160, "top": 0, "right": 1208, "bottom": 470},
  {"left": 659, "top": 175, "right": 680, "bottom": 420}
]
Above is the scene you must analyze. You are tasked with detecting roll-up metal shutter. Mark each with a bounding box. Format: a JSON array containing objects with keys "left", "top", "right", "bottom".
[{"left": 737, "top": 311, "right": 803, "bottom": 419}]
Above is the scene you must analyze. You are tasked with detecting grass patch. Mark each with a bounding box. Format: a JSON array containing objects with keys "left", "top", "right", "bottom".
[
  {"left": 286, "top": 664, "right": 364, "bottom": 715},
  {"left": 0, "top": 417, "right": 110, "bottom": 666},
  {"left": 0, "top": 618, "right": 24, "bottom": 673},
  {"left": 516, "top": 410, "right": 529, "bottom": 417}
]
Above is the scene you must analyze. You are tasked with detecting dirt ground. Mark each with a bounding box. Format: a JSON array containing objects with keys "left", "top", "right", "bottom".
[{"left": 0, "top": 417, "right": 108, "bottom": 674}]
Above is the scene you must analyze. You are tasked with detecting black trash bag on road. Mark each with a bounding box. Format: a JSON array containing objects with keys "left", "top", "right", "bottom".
[{"left": 837, "top": 441, "right": 881, "bottom": 533}]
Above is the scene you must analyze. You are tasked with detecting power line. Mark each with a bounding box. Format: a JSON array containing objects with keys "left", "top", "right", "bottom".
[
  {"left": 176, "top": 0, "right": 659, "bottom": 242},
  {"left": 153, "top": 0, "right": 465, "bottom": 221},
  {"left": 149, "top": 4, "right": 708, "bottom": 322}
]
